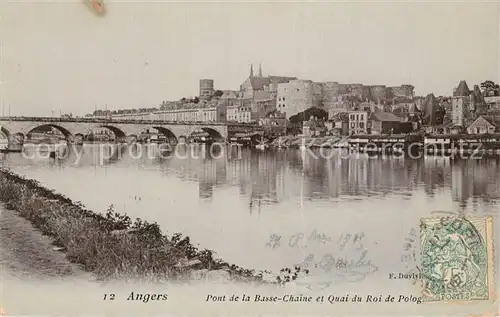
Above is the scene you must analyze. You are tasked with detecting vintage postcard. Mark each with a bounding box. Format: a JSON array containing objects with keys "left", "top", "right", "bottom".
[{"left": 0, "top": 1, "right": 499, "bottom": 316}]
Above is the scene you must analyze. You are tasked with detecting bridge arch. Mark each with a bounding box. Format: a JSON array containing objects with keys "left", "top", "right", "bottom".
[
  {"left": 152, "top": 126, "right": 178, "bottom": 142},
  {"left": 100, "top": 125, "right": 127, "bottom": 139},
  {"left": 200, "top": 127, "right": 224, "bottom": 141},
  {"left": 0, "top": 126, "right": 10, "bottom": 139},
  {"left": 27, "top": 124, "right": 73, "bottom": 141}
]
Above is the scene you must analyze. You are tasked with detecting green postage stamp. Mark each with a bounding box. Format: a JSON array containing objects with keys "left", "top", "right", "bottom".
[{"left": 420, "top": 216, "right": 494, "bottom": 302}]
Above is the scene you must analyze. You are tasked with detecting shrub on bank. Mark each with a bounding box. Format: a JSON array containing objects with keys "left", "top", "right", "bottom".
[{"left": 0, "top": 168, "right": 265, "bottom": 282}]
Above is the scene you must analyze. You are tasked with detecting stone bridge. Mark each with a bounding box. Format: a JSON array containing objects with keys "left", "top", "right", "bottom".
[{"left": 0, "top": 117, "right": 257, "bottom": 146}]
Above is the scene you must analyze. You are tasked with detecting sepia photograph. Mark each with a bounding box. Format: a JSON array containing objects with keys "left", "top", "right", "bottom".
[{"left": 0, "top": 0, "right": 499, "bottom": 316}]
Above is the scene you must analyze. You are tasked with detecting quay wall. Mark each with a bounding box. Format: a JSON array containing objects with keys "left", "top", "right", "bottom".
[{"left": 346, "top": 134, "right": 500, "bottom": 156}]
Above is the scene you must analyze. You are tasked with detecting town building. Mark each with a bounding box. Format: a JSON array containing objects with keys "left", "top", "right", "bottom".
[
  {"left": 238, "top": 99, "right": 252, "bottom": 123},
  {"left": 239, "top": 64, "right": 296, "bottom": 100},
  {"left": 390, "top": 102, "right": 418, "bottom": 120},
  {"left": 467, "top": 115, "right": 500, "bottom": 134},
  {"left": 438, "top": 97, "right": 453, "bottom": 123},
  {"left": 239, "top": 64, "right": 296, "bottom": 121},
  {"left": 414, "top": 96, "right": 425, "bottom": 111},
  {"left": 103, "top": 63, "right": 417, "bottom": 129},
  {"left": 485, "top": 96, "right": 500, "bottom": 111},
  {"left": 421, "top": 93, "right": 444, "bottom": 126},
  {"left": 317, "top": 82, "right": 414, "bottom": 116},
  {"left": 452, "top": 97, "right": 469, "bottom": 127},
  {"left": 471, "top": 85, "right": 488, "bottom": 114},
  {"left": 258, "top": 109, "right": 287, "bottom": 127},
  {"left": 276, "top": 79, "right": 323, "bottom": 119},
  {"left": 110, "top": 103, "right": 223, "bottom": 123},
  {"left": 452, "top": 80, "right": 488, "bottom": 127},
  {"left": 226, "top": 104, "right": 239, "bottom": 122},
  {"left": 302, "top": 117, "right": 327, "bottom": 137},
  {"left": 348, "top": 110, "right": 368, "bottom": 135},
  {"left": 429, "top": 122, "right": 462, "bottom": 135},
  {"left": 357, "top": 101, "right": 384, "bottom": 113},
  {"left": 368, "top": 112, "right": 404, "bottom": 134},
  {"left": 327, "top": 112, "right": 349, "bottom": 136},
  {"left": 253, "top": 99, "right": 276, "bottom": 122}
]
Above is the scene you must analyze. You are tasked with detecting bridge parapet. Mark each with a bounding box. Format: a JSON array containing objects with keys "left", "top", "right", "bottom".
[
  {"left": 0, "top": 117, "right": 261, "bottom": 146},
  {"left": 0, "top": 116, "right": 258, "bottom": 128}
]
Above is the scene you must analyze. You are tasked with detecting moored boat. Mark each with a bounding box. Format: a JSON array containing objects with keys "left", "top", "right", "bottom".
[
  {"left": 255, "top": 143, "right": 268, "bottom": 150},
  {"left": 424, "top": 133, "right": 500, "bottom": 156},
  {"left": 348, "top": 133, "right": 422, "bottom": 154}
]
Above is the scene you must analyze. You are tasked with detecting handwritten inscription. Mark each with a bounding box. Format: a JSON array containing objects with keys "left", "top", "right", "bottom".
[
  {"left": 266, "top": 231, "right": 378, "bottom": 289},
  {"left": 266, "top": 234, "right": 282, "bottom": 249},
  {"left": 400, "top": 228, "right": 420, "bottom": 285},
  {"left": 266, "top": 230, "right": 365, "bottom": 249},
  {"left": 294, "top": 249, "right": 378, "bottom": 290},
  {"left": 297, "top": 249, "right": 376, "bottom": 274},
  {"left": 338, "top": 232, "right": 365, "bottom": 251},
  {"left": 400, "top": 228, "right": 417, "bottom": 263}
]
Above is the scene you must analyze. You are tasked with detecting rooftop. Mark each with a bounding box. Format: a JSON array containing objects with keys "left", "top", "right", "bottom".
[
  {"left": 454, "top": 80, "right": 471, "bottom": 97},
  {"left": 421, "top": 93, "right": 442, "bottom": 124},
  {"left": 480, "top": 115, "right": 500, "bottom": 127},
  {"left": 247, "top": 75, "right": 297, "bottom": 90},
  {"left": 370, "top": 112, "right": 403, "bottom": 122}
]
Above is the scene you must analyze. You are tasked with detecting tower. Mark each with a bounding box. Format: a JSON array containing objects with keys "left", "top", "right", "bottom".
[
  {"left": 250, "top": 63, "right": 254, "bottom": 77},
  {"left": 258, "top": 63, "right": 263, "bottom": 77},
  {"left": 199, "top": 79, "right": 214, "bottom": 100}
]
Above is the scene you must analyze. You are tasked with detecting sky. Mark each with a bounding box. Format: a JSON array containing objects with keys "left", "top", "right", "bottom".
[{"left": 1, "top": 0, "right": 499, "bottom": 117}]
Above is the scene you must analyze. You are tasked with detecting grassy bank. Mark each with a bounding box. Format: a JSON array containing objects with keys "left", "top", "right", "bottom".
[{"left": 0, "top": 168, "right": 272, "bottom": 283}]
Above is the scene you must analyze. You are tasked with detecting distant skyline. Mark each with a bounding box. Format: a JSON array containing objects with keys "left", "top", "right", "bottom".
[{"left": 1, "top": 1, "right": 499, "bottom": 117}]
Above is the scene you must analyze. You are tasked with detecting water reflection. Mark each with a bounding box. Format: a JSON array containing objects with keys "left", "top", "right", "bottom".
[
  {"left": 1, "top": 144, "right": 499, "bottom": 213},
  {"left": 1, "top": 143, "right": 499, "bottom": 272}
]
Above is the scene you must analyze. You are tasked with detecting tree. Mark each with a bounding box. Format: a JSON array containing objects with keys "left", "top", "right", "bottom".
[
  {"left": 193, "top": 97, "right": 200, "bottom": 104},
  {"left": 480, "top": 80, "right": 500, "bottom": 96},
  {"left": 289, "top": 107, "right": 328, "bottom": 124},
  {"left": 214, "top": 90, "right": 224, "bottom": 97}
]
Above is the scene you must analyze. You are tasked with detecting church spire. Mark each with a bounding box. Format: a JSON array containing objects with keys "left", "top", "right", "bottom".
[
  {"left": 249, "top": 63, "right": 254, "bottom": 77},
  {"left": 258, "top": 63, "right": 263, "bottom": 77}
]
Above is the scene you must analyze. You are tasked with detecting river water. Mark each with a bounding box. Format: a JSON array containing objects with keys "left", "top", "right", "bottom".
[{"left": 1, "top": 143, "right": 499, "bottom": 279}]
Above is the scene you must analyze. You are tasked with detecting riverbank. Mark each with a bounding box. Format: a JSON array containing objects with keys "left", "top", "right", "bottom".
[
  {"left": 0, "top": 167, "right": 271, "bottom": 283},
  {"left": 0, "top": 205, "right": 90, "bottom": 280}
]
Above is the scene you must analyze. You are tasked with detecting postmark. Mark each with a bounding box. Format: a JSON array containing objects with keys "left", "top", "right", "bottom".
[{"left": 420, "top": 216, "right": 494, "bottom": 302}]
